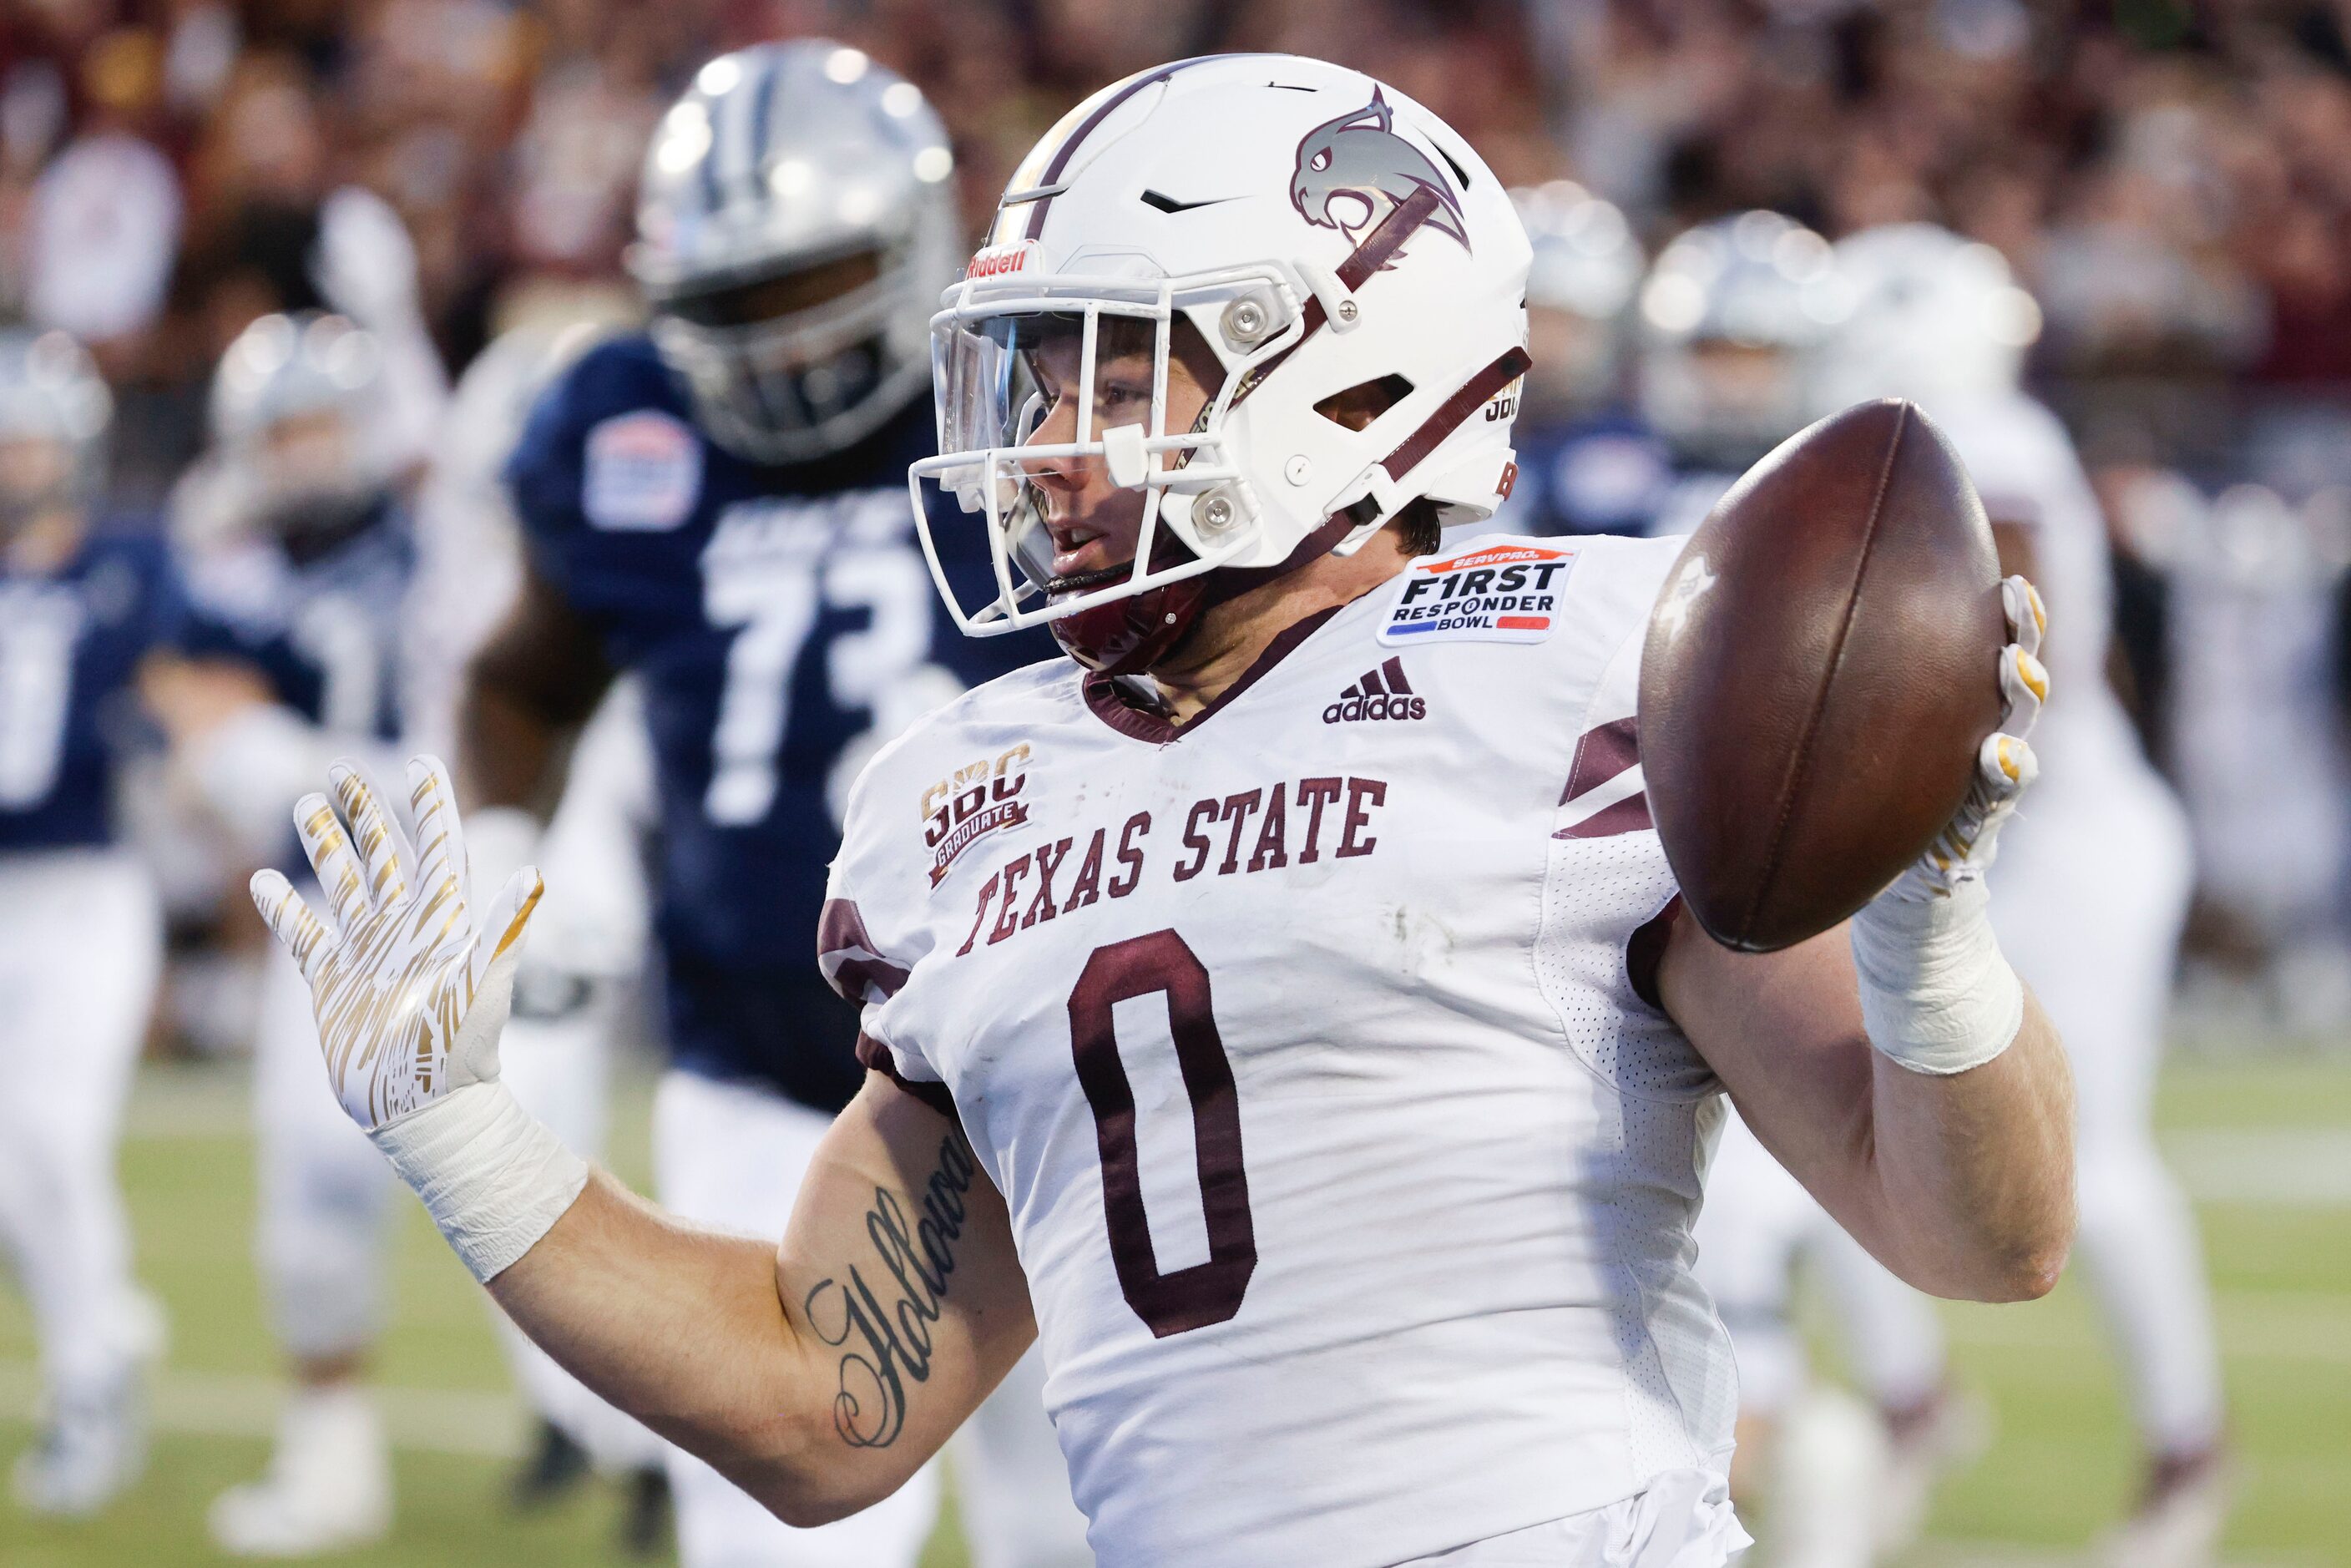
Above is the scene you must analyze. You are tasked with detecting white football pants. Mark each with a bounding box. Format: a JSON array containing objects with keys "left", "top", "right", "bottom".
[
  {"left": 650, "top": 1070, "right": 1092, "bottom": 1568},
  {"left": 0, "top": 849, "right": 163, "bottom": 1400},
  {"left": 1396, "top": 1468, "right": 1747, "bottom": 1566},
  {"left": 252, "top": 928, "right": 399, "bottom": 1360},
  {"left": 1995, "top": 757, "right": 2223, "bottom": 1457}
]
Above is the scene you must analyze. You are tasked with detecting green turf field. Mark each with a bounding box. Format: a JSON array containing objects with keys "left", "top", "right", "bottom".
[{"left": 4, "top": 1054, "right": 2347, "bottom": 1565}]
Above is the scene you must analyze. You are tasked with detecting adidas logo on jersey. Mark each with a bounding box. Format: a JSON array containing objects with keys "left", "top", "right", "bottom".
[{"left": 1323, "top": 657, "right": 1426, "bottom": 724}]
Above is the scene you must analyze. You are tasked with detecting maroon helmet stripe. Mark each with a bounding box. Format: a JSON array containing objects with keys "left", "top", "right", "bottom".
[
  {"left": 1378, "top": 346, "right": 1533, "bottom": 483},
  {"left": 1022, "top": 56, "right": 1236, "bottom": 241},
  {"left": 1279, "top": 183, "right": 1446, "bottom": 354},
  {"left": 1339, "top": 183, "right": 1442, "bottom": 290}
]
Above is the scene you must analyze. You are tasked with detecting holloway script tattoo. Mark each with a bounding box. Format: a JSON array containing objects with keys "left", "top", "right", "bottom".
[{"left": 801, "top": 1130, "right": 979, "bottom": 1448}]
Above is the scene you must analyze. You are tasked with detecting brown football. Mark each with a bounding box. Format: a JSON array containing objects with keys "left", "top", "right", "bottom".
[{"left": 1638, "top": 398, "right": 2005, "bottom": 953}]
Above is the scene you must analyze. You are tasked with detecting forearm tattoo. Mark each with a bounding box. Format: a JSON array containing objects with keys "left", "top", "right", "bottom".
[{"left": 801, "top": 1128, "right": 980, "bottom": 1449}]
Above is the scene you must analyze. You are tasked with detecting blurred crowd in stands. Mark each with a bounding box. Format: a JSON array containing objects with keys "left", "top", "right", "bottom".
[{"left": 5, "top": 0, "right": 2349, "bottom": 1030}]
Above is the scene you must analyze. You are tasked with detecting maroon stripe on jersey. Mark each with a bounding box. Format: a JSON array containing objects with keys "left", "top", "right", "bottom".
[
  {"left": 1019, "top": 56, "right": 1232, "bottom": 241},
  {"left": 817, "top": 898, "right": 909, "bottom": 1004},
  {"left": 1378, "top": 346, "right": 1534, "bottom": 483},
  {"left": 1555, "top": 792, "right": 1653, "bottom": 841},
  {"left": 1561, "top": 716, "right": 1639, "bottom": 804},
  {"left": 856, "top": 1032, "right": 957, "bottom": 1119},
  {"left": 1625, "top": 895, "right": 1682, "bottom": 1010}
]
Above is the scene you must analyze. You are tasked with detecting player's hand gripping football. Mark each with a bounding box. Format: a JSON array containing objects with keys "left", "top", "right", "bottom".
[
  {"left": 250, "top": 757, "right": 543, "bottom": 1133},
  {"left": 1881, "top": 574, "right": 2049, "bottom": 902}
]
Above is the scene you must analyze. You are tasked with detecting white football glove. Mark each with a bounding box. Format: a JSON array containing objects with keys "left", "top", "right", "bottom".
[
  {"left": 251, "top": 757, "right": 585, "bottom": 1281},
  {"left": 1851, "top": 575, "right": 2048, "bottom": 1075},
  {"left": 250, "top": 756, "right": 542, "bottom": 1131}
]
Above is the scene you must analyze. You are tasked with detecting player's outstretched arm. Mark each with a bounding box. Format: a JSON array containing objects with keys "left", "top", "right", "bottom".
[
  {"left": 1661, "top": 578, "right": 2077, "bottom": 1303},
  {"left": 489, "top": 1079, "right": 1038, "bottom": 1524},
  {"left": 250, "top": 757, "right": 1033, "bottom": 1525}
]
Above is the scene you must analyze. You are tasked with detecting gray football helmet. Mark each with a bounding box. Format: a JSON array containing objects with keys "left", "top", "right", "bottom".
[
  {"left": 628, "top": 42, "right": 959, "bottom": 465},
  {"left": 210, "top": 311, "right": 396, "bottom": 551},
  {"left": 1637, "top": 210, "right": 1853, "bottom": 471},
  {"left": 0, "top": 329, "right": 110, "bottom": 534},
  {"left": 1513, "top": 180, "right": 1645, "bottom": 419}
]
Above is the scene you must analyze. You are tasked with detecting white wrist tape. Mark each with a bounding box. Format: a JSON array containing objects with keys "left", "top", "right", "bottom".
[
  {"left": 371, "top": 1081, "right": 589, "bottom": 1282},
  {"left": 1848, "top": 878, "right": 2025, "bottom": 1075}
]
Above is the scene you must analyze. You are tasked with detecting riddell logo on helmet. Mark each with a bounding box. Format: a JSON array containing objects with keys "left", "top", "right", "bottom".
[
  {"left": 1324, "top": 657, "right": 1426, "bottom": 724},
  {"left": 963, "top": 242, "right": 1038, "bottom": 281}
]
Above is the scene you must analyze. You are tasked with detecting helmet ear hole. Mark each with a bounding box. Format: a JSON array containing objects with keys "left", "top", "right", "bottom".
[{"left": 1312, "top": 374, "right": 1415, "bottom": 431}]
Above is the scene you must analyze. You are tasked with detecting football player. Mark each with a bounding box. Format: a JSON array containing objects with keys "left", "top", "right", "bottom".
[
  {"left": 246, "top": 56, "right": 2075, "bottom": 1568},
  {"left": 1815, "top": 223, "right": 2227, "bottom": 1566},
  {"left": 463, "top": 42, "right": 1089, "bottom": 1568},
  {"left": 0, "top": 330, "right": 177, "bottom": 1516},
  {"left": 1485, "top": 180, "right": 1666, "bottom": 538},
  {"left": 143, "top": 311, "right": 433, "bottom": 1555}
]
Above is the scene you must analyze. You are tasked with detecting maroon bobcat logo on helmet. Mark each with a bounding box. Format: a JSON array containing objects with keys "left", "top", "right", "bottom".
[{"left": 1289, "top": 88, "right": 1470, "bottom": 259}]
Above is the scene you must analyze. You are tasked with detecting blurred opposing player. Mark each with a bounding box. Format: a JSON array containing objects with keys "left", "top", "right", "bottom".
[
  {"left": 1486, "top": 181, "right": 1666, "bottom": 538},
  {"left": 143, "top": 311, "right": 432, "bottom": 1555},
  {"left": 1816, "top": 224, "right": 2227, "bottom": 1566},
  {"left": 248, "top": 56, "right": 2075, "bottom": 1568},
  {"left": 472, "top": 42, "right": 1087, "bottom": 1568},
  {"left": 0, "top": 330, "right": 176, "bottom": 1516},
  {"left": 1637, "top": 210, "right": 1850, "bottom": 533},
  {"left": 1642, "top": 216, "right": 1978, "bottom": 1565}
]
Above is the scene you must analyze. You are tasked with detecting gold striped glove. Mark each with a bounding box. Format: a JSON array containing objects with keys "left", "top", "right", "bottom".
[{"left": 250, "top": 756, "right": 543, "bottom": 1130}]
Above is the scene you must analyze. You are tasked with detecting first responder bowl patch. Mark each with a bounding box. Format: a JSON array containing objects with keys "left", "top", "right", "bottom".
[{"left": 1378, "top": 542, "right": 1575, "bottom": 645}]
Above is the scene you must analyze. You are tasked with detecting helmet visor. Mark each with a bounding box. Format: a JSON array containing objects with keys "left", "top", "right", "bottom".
[{"left": 910, "top": 269, "right": 1282, "bottom": 639}]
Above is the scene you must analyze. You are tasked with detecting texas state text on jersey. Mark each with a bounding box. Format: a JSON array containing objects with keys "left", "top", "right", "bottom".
[
  {"left": 821, "top": 534, "right": 1737, "bottom": 1568},
  {"left": 508, "top": 335, "right": 1057, "bottom": 1105}
]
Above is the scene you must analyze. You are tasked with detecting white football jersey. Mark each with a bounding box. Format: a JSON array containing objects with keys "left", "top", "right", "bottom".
[
  {"left": 1920, "top": 391, "right": 2153, "bottom": 797},
  {"left": 823, "top": 534, "right": 1737, "bottom": 1567}
]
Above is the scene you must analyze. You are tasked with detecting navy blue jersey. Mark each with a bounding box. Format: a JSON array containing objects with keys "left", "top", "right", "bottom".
[
  {"left": 0, "top": 526, "right": 186, "bottom": 851},
  {"left": 1489, "top": 411, "right": 1673, "bottom": 538},
  {"left": 509, "top": 335, "right": 1059, "bottom": 1105},
  {"left": 179, "top": 501, "right": 412, "bottom": 742}
]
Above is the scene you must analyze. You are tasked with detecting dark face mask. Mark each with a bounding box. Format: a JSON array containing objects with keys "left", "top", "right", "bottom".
[{"left": 264, "top": 488, "right": 387, "bottom": 564}]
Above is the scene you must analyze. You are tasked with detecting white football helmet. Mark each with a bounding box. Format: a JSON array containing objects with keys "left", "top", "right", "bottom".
[
  {"left": 0, "top": 329, "right": 110, "bottom": 536},
  {"left": 1514, "top": 180, "right": 1644, "bottom": 419},
  {"left": 907, "top": 54, "right": 1531, "bottom": 673},
  {"left": 1811, "top": 223, "right": 2042, "bottom": 412},
  {"left": 1638, "top": 210, "right": 1851, "bottom": 471},
  {"left": 629, "top": 42, "right": 960, "bottom": 465},
  {"left": 210, "top": 311, "right": 398, "bottom": 552}
]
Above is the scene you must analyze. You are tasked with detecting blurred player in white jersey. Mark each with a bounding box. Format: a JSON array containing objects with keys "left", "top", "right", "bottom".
[
  {"left": 1638, "top": 215, "right": 1976, "bottom": 1565},
  {"left": 1813, "top": 224, "right": 2227, "bottom": 1565},
  {"left": 0, "top": 330, "right": 178, "bottom": 1516},
  {"left": 141, "top": 310, "right": 437, "bottom": 1555},
  {"left": 242, "top": 55, "right": 2078, "bottom": 1568}
]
